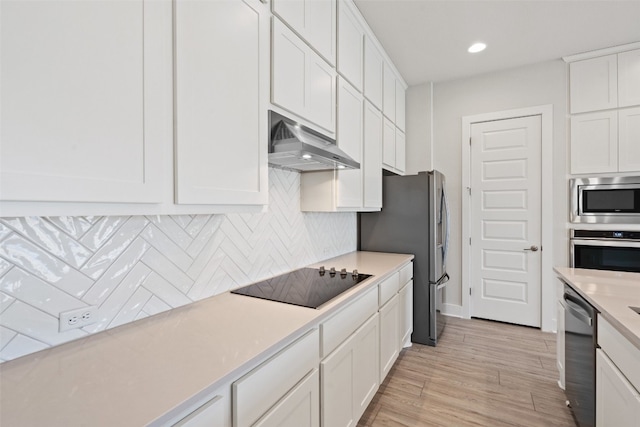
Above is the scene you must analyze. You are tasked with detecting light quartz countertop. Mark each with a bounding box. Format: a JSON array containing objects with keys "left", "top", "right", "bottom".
[
  {"left": 554, "top": 267, "right": 640, "bottom": 350},
  {"left": 0, "top": 251, "right": 412, "bottom": 427}
]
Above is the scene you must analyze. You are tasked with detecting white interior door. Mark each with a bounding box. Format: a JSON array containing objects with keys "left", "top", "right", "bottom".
[{"left": 470, "top": 115, "right": 542, "bottom": 327}]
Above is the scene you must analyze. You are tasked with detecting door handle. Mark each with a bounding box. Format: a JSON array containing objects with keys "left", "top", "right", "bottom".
[{"left": 524, "top": 245, "right": 539, "bottom": 252}]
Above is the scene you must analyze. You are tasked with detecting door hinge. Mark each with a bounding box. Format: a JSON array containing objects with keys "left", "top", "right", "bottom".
[
  {"left": 467, "top": 187, "right": 471, "bottom": 195},
  {"left": 469, "top": 288, "right": 472, "bottom": 295},
  {"left": 469, "top": 237, "right": 471, "bottom": 245},
  {"left": 469, "top": 137, "right": 472, "bottom": 145}
]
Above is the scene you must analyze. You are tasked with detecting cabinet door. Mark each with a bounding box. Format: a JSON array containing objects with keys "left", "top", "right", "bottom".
[
  {"left": 321, "top": 338, "right": 356, "bottom": 427},
  {"left": 383, "top": 62, "right": 396, "bottom": 121},
  {"left": 619, "top": 106, "right": 640, "bottom": 172},
  {"left": 596, "top": 349, "right": 640, "bottom": 427},
  {"left": 395, "top": 129, "right": 406, "bottom": 174},
  {"left": 395, "top": 80, "right": 406, "bottom": 131},
  {"left": 321, "top": 314, "right": 379, "bottom": 427},
  {"left": 255, "top": 370, "right": 320, "bottom": 427},
  {"left": 618, "top": 49, "right": 640, "bottom": 108},
  {"left": 382, "top": 118, "right": 396, "bottom": 168},
  {"left": 379, "top": 295, "right": 399, "bottom": 381},
  {"left": 0, "top": 0, "right": 170, "bottom": 203},
  {"left": 272, "top": 18, "right": 336, "bottom": 133},
  {"left": 556, "top": 299, "right": 565, "bottom": 390},
  {"left": 336, "top": 78, "right": 364, "bottom": 208},
  {"left": 364, "top": 36, "right": 383, "bottom": 110},
  {"left": 570, "top": 111, "right": 618, "bottom": 174},
  {"left": 363, "top": 101, "right": 383, "bottom": 209},
  {"left": 337, "top": 0, "right": 364, "bottom": 91},
  {"left": 272, "top": 0, "right": 336, "bottom": 65},
  {"left": 570, "top": 54, "right": 618, "bottom": 114},
  {"left": 352, "top": 313, "right": 380, "bottom": 421},
  {"left": 398, "top": 281, "right": 413, "bottom": 349},
  {"left": 175, "top": 0, "right": 268, "bottom": 205},
  {"left": 272, "top": 18, "right": 307, "bottom": 122}
]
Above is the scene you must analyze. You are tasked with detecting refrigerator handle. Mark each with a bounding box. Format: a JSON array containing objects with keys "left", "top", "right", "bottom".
[{"left": 442, "top": 183, "right": 450, "bottom": 266}]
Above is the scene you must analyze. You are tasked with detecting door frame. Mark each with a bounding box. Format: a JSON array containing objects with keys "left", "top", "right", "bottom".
[{"left": 461, "top": 105, "right": 554, "bottom": 331}]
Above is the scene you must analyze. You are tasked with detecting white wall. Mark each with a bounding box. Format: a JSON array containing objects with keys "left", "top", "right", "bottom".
[
  {"left": 406, "top": 82, "right": 433, "bottom": 174},
  {"left": 432, "top": 59, "right": 568, "bottom": 319}
]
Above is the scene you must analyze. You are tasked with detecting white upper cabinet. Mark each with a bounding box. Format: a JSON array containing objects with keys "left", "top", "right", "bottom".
[
  {"left": 175, "top": 0, "right": 268, "bottom": 205},
  {"left": 383, "top": 62, "right": 396, "bottom": 122},
  {"left": 570, "top": 54, "right": 618, "bottom": 114},
  {"left": 363, "top": 101, "right": 383, "bottom": 209},
  {"left": 272, "top": 0, "right": 336, "bottom": 66},
  {"left": 272, "top": 17, "right": 336, "bottom": 133},
  {"left": 0, "top": 0, "right": 171, "bottom": 203},
  {"left": 336, "top": 78, "right": 364, "bottom": 208},
  {"left": 363, "top": 36, "right": 383, "bottom": 110},
  {"left": 395, "top": 80, "right": 406, "bottom": 131},
  {"left": 395, "top": 128, "right": 406, "bottom": 174},
  {"left": 570, "top": 111, "right": 618, "bottom": 174},
  {"left": 619, "top": 106, "right": 640, "bottom": 172},
  {"left": 618, "top": 49, "right": 640, "bottom": 108},
  {"left": 382, "top": 117, "right": 396, "bottom": 169},
  {"left": 337, "top": 0, "right": 364, "bottom": 91}
]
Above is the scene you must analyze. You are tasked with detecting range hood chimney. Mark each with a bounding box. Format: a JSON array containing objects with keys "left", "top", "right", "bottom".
[{"left": 268, "top": 111, "right": 360, "bottom": 172}]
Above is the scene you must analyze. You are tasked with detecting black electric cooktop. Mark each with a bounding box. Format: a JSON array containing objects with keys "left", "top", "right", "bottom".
[{"left": 231, "top": 267, "right": 372, "bottom": 309}]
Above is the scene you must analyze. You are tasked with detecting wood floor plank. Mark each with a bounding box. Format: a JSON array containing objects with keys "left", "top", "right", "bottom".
[{"left": 359, "top": 317, "right": 577, "bottom": 427}]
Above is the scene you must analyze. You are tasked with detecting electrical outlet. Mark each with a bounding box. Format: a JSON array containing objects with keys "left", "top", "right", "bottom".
[{"left": 59, "top": 306, "right": 98, "bottom": 332}]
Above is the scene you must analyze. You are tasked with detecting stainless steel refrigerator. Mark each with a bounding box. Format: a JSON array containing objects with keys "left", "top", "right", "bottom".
[{"left": 359, "top": 171, "right": 450, "bottom": 346}]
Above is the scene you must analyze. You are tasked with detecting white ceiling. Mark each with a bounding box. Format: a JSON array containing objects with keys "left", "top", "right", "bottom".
[{"left": 353, "top": 0, "right": 640, "bottom": 85}]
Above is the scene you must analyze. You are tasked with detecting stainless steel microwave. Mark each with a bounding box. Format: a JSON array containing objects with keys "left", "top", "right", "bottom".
[{"left": 570, "top": 176, "right": 640, "bottom": 224}]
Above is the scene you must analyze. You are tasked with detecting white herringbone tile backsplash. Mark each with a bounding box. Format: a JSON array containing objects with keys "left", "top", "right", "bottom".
[{"left": 0, "top": 169, "right": 357, "bottom": 362}]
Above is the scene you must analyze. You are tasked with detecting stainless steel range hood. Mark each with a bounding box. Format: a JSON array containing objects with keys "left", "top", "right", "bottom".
[{"left": 268, "top": 111, "right": 360, "bottom": 172}]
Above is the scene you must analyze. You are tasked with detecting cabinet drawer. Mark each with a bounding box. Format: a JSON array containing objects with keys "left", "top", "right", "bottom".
[
  {"left": 398, "top": 262, "right": 413, "bottom": 286},
  {"left": 598, "top": 317, "right": 640, "bottom": 392},
  {"left": 378, "top": 272, "right": 400, "bottom": 307},
  {"left": 321, "top": 286, "right": 378, "bottom": 358},
  {"left": 233, "top": 329, "right": 319, "bottom": 427}
]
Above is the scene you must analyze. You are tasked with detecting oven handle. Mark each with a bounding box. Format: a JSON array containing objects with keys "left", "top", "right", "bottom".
[
  {"left": 561, "top": 294, "right": 593, "bottom": 326},
  {"left": 570, "top": 238, "right": 640, "bottom": 248}
]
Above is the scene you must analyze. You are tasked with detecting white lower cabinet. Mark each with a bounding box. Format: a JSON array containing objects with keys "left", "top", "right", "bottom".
[
  {"left": 233, "top": 329, "right": 319, "bottom": 427},
  {"left": 379, "top": 294, "right": 399, "bottom": 380},
  {"left": 168, "top": 383, "right": 231, "bottom": 427},
  {"left": 398, "top": 280, "right": 413, "bottom": 349},
  {"left": 321, "top": 313, "right": 379, "bottom": 427},
  {"left": 556, "top": 279, "right": 565, "bottom": 390},
  {"left": 596, "top": 349, "right": 640, "bottom": 426},
  {"left": 254, "top": 370, "right": 320, "bottom": 427}
]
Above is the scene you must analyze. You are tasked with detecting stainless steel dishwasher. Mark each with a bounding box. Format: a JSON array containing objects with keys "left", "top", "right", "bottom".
[{"left": 562, "top": 282, "right": 598, "bottom": 427}]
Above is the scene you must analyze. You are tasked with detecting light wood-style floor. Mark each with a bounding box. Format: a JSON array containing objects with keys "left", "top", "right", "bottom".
[{"left": 358, "top": 316, "right": 577, "bottom": 427}]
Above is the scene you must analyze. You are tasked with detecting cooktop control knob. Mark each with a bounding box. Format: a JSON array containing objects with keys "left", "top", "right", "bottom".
[
  {"left": 352, "top": 269, "right": 359, "bottom": 278},
  {"left": 319, "top": 266, "right": 325, "bottom": 276},
  {"left": 329, "top": 267, "right": 336, "bottom": 276},
  {"left": 340, "top": 268, "right": 347, "bottom": 278}
]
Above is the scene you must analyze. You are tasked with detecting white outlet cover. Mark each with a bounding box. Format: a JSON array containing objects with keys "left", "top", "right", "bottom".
[{"left": 59, "top": 306, "right": 98, "bottom": 332}]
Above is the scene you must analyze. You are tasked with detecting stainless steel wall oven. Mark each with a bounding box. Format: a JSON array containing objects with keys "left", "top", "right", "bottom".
[{"left": 570, "top": 229, "right": 640, "bottom": 273}]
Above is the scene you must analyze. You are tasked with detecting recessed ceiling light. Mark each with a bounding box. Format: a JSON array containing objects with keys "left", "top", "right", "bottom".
[
  {"left": 468, "top": 42, "right": 487, "bottom": 53},
  {"left": 301, "top": 154, "right": 312, "bottom": 159}
]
